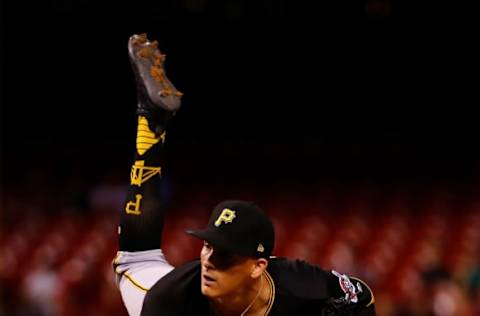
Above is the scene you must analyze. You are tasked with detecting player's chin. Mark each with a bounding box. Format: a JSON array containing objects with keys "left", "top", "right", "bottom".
[
  {"left": 201, "top": 281, "right": 222, "bottom": 298},
  {"left": 201, "top": 284, "right": 218, "bottom": 298}
]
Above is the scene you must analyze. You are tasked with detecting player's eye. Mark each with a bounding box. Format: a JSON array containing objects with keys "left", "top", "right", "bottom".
[{"left": 210, "top": 249, "right": 242, "bottom": 270}]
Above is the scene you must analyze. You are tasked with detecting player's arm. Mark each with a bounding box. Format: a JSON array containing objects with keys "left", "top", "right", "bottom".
[{"left": 113, "top": 34, "right": 182, "bottom": 316}]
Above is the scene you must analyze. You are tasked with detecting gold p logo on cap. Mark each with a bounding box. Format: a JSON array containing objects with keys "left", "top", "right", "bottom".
[{"left": 214, "top": 208, "right": 236, "bottom": 227}]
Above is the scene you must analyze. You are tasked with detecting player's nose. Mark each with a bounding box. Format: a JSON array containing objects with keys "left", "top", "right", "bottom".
[{"left": 201, "top": 252, "right": 215, "bottom": 269}]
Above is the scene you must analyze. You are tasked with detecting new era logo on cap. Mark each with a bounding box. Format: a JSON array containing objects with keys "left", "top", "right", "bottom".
[{"left": 257, "top": 243, "right": 265, "bottom": 253}]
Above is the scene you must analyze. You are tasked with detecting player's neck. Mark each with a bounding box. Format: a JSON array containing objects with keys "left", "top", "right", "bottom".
[{"left": 211, "top": 274, "right": 269, "bottom": 316}]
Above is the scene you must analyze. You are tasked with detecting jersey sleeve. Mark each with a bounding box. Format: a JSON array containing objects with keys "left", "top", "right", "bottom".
[{"left": 270, "top": 258, "right": 376, "bottom": 315}]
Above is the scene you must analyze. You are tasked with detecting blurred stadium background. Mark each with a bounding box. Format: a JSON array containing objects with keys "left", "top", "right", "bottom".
[{"left": 1, "top": 0, "right": 479, "bottom": 315}]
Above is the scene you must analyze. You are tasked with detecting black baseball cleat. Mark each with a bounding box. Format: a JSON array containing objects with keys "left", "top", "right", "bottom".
[{"left": 128, "top": 33, "right": 182, "bottom": 133}]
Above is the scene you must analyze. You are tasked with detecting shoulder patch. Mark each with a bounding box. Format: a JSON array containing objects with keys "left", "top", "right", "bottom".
[{"left": 331, "top": 270, "right": 362, "bottom": 303}]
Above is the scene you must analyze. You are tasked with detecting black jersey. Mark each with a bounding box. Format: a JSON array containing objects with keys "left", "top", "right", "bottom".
[{"left": 140, "top": 257, "right": 375, "bottom": 316}]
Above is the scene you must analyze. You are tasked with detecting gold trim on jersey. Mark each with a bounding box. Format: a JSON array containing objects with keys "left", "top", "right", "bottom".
[
  {"left": 130, "top": 160, "right": 161, "bottom": 186},
  {"left": 264, "top": 270, "right": 275, "bottom": 315},
  {"left": 123, "top": 272, "right": 149, "bottom": 292}
]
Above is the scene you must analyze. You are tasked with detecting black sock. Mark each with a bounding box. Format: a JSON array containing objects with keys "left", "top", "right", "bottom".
[{"left": 118, "top": 116, "right": 168, "bottom": 251}]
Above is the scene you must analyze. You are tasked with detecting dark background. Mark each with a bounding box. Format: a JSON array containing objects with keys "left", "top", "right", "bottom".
[
  {"left": 1, "top": 2, "right": 480, "bottom": 315},
  {"left": 1, "top": 0, "right": 479, "bottom": 193}
]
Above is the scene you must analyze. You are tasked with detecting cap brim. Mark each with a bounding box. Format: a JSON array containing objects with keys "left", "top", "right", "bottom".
[
  {"left": 185, "top": 229, "right": 244, "bottom": 255},
  {"left": 185, "top": 229, "right": 211, "bottom": 242}
]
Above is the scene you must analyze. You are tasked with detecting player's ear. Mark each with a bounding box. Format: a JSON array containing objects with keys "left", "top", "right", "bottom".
[{"left": 251, "top": 258, "right": 268, "bottom": 278}]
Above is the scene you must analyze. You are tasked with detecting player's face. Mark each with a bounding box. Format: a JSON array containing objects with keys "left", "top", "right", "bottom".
[{"left": 200, "top": 241, "right": 257, "bottom": 298}]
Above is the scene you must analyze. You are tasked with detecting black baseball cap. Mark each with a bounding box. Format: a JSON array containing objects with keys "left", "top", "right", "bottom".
[{"left": 186, "top": 200, "right": 275, "bottom": 259}]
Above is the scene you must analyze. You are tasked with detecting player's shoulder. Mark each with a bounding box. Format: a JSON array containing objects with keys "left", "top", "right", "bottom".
[
  {"left": 267, "top": 257, "right": 331, "bottom": 299},
  {"left": 268, "top": 256, "right": 326, "bottom": 277},
  {"left": 269, "top": 256, "right": 322, "bottom": 271}
]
